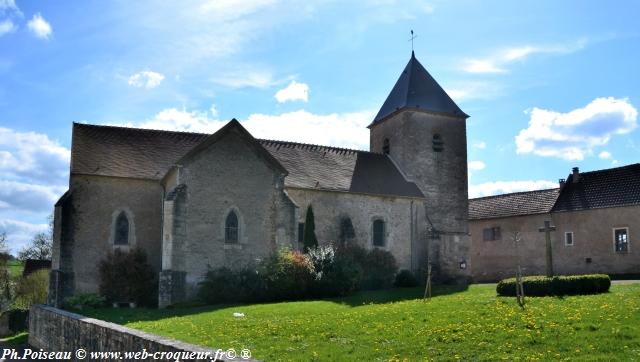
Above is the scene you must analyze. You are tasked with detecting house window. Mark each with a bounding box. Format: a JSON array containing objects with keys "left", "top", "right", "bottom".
[
  {"left": 565, "top": 232, "right": 574, "bottom": 246},
  {"left": 298, "top": 223, "right": 305, "bottom": 244},
  {"left": 225, "top": 211, "right": 239, "bottom": 243},
  {"left": 482, "top": 226, "right": 501, "bottom": 241},
  {"left": 114, "top": 212, "right": 129, "bottom": 245},
  {"left": 614, "top": 228, "right": 629, "bottom": 253},
  {"left": 383, "top": 138, "right": 390, "bottom": 154},
  {"left": 372, "top": 219, "right": 385, "bottom": 247},
  {"left": 432, "top": 133, "right": 444, "bottom": 152}
]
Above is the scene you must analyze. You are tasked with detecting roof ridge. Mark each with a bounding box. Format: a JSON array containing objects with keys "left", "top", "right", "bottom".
[
  {"left": 74, "top": 122, "right": 380, "bottom": 155},
  {"left": 258, "top": 138, "right": 379, "bottom": 155},
  {"left": 470, "top": 187, "right": 559, "bottom": 201},
  {"left": 574, "top": 162, "right": 640, "bottom": 176},
  {"left": 74, "top": 122, "right": 211, "bottom": 136}
]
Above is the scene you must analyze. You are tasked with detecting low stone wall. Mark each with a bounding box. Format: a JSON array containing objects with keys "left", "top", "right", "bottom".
[{"left": 29, "top": 304, "right": 259, "bottom": 361}]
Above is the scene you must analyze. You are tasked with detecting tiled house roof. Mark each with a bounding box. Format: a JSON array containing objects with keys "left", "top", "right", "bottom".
[
  {"left": 469, "top": 188, "right": 559, "bottom": 220},
  {"left": 71, "top": 123, "right": 424, "bottom": 198},
  {"left": 552, "top": 163, "right": 640, "bottom": 212}
]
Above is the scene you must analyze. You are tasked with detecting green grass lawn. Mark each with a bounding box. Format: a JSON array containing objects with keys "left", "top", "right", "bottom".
[
  {"left": 7, "top": 260, "right": 23, "bottom": 278},
  {"left": 80, "top": 284, "right": 640, "bottom": 361}
]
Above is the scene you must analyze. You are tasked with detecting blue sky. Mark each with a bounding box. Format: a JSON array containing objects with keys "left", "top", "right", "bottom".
[{"left": 1, "top": 0, "right": 639, "bottom": 253}]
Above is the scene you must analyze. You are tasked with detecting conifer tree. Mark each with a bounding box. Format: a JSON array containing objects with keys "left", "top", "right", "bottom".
[{"left": 303, "top": 205, "right": 318, "bottom": 252}]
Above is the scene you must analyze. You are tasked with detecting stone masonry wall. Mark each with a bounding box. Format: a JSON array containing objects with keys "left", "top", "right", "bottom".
[
  {"left": 29, "top": 304, "right": 258, "bottom": 362},
  {"left": 60, "top": 175, "right": 163, "bottom": 295},
  {"left": 470, "top": 205, "right": 640, "bottom": 282},
  {"left": 167, "top": 130, "right": 296, "bottom": 298},
  {"left": 285, "top": 188, "right": 423, "bottom": 272},
  {"left": 369, "top": 110, "right": 470, "bottom": 280}
]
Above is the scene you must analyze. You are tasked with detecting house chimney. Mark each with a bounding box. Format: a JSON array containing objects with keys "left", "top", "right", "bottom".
[
  {"left": 572, "top": 167, "right": 580, "bottom": 183},
  {"left": 559, "top": 178, "right": 566, "bottom": 189}
]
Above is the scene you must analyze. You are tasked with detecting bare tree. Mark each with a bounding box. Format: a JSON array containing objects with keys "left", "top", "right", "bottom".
[
  {"left": 18, "top": 233, "right": 52, "bottom": 261},
  {"left": 0, "top": 232, "right": 12, "bottom": 309},
  {"left": 511, "top": 231, "right": 525, "bottom": 308}
]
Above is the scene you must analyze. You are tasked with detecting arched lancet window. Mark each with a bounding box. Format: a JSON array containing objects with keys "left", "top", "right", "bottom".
[
  {"left": 114, "top": 212, "right": 129, "bottom": 245},
  {"left": 372, "top": 219, "right": 385, "bottom": 247},
  {"left": 383, "top": 138, "right": 390, "bottom": 154},
  {"left": 432, "top": 133, "right": 444, "bottom": 152},
  {"left": 225, "top": 211, "right": 239, "bottom": 243},
  {"left": 339, "top": 216, "right": 355, "bottom": 244}
]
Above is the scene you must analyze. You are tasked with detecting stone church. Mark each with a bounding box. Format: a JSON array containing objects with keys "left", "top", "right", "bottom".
[{"left": 49, "top": 52, "right": 471, "bottom": 308}]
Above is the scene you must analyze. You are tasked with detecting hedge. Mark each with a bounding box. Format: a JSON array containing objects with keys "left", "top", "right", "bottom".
[{"left": 496, "top": 274, "right": 611, "bottom": 297}]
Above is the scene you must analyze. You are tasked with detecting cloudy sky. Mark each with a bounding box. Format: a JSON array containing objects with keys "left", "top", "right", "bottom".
[{"left": 1, "top": 0, "right": 639, "bottom": 253}]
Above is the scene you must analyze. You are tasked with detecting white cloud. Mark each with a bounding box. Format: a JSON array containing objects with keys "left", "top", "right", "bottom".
[
  {"left": 128, "top": 70, "right": 165, "bottom": 89},
  {"left": 515, "top": 97, "right": 638, "bottom": 160},
  {"left": 0, "top": 0, "right": 20, "bottom": 15},
  {"left": 468, "top": 161, "right": 485, "bottom": 171},
  {"left": 118, "top": 107, "right": 374, "bottom": 150},
  {"left": 472, "top": 141, "right": 486, "bottom": 149},
  {"left": 0, "top": 19, "right": 15, "bottom": 36},
  {"left": 211, "top": 69, "right": 276, "bottom": 89},
  {"left": 0, "top": 181, "right": 64, "bottom": 214},
  {"left": 27, "top": 13, "right": 52, "bottom": 39},
  {"left": 275, "top": 80, "right": 309, "bottom": 103},
  {"left": 0, "top": 126, "right": 67, "bottom": 253},
  {"left": 469, "top": 180, "right": 558, "bottom": 198},
  {"left": 0, "top": 127, "right": 70, "bottom": 185},
  {"left": 598, "top": 151, "right": 612, "bottom": 159},
  {"left": 210, "top": 104, "right": 219, "bottom": 118},
  {"left": 462, "top": 40, "right": 587, "bottom": 74},
  {"left": 0, "top": 219, "right": 48, "bottom": 254},
  {"left": 445, "top": 81, "right": 503, "bottom": 102}
]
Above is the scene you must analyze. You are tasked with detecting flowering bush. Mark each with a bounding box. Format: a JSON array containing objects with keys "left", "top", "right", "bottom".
[{"left": 198, "top": 244, "right": 399, "bottom": 305}]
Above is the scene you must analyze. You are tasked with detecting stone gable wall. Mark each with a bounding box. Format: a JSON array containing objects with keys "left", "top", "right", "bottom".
[{"left": 166, "top": 130, "right": 296, "bottom": 298}]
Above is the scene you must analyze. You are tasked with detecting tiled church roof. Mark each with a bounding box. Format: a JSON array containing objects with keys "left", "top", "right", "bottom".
[
  {"left": 552, "top": 163, "right": 640, "bottom": 212},
  {"left": 71, "top": 123, "right": 424, "bottom": 198},
  {"left": 469, "top": 188, "right": 559, "bottom": 220}
]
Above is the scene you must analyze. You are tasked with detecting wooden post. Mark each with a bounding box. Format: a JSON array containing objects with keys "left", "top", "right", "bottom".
[{"left": 423, "top": 263, "right": 432, "bottom": 301}]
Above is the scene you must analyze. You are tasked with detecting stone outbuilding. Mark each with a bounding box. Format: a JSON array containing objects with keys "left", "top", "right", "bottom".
[
  {"left": 49, "top": 52, "right": 472, "bottom": 307},
  {"left": 470, "top": 164, "right": 640, "bottom": 282}
]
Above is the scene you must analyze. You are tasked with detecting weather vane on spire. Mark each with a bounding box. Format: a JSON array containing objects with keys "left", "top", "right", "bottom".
[{"left": 408, "top": 30, "right": 417, "bottom": 52}]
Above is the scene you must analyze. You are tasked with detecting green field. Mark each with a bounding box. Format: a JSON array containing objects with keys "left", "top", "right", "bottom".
[
  {"left": 7, "top": 260, "right": 23, "bottom": 278},
  {"left": 81, "top": 284, "right": 640, "bottom": 361}
]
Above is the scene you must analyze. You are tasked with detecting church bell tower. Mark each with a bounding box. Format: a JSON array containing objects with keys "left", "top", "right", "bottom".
[{"left": 369, "top": 51, "right": 470, "bottom": 281}]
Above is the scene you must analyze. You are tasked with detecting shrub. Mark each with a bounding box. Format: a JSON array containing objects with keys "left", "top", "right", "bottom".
[
  {"left": 309, "top": 244, "right": 361, "bottom": 297},
  {"left": 394, "top": 269, "right": 418, "bottom": 288},
  {"left": 496, "top": 274, "right": 611, "bottom": 297},
  {"left": 64, "top": 293, "right": 107, "bottom": 309},
  {"left": 198, "top": 267, "right": 244, "bottom": 304},
  {"left": 260, "top": 249, "right": 314, "bottom": 301},
  {"left": 98, "top": 248, "right": 157, "bottom": 307},
  {"left": 13, "top": 269, "right": 49, "bottom": 310},
  {"left": 361, "top": 248, "right": 398, "bottom": 290}
]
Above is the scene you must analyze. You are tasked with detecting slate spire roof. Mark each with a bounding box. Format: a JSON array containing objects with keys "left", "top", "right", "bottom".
[{"left": 369, "top": 51, "right": 468, "bottom": 127}]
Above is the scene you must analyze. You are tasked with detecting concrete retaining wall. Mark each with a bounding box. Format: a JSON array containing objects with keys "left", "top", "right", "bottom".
[{"left": 29, "top": 304, "right": 258, "bottom": 361}]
